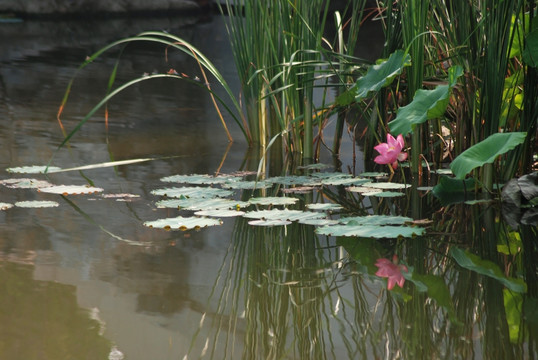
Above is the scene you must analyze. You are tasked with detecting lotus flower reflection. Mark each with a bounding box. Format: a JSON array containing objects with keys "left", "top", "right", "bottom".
[
  {"left": 374, "top": 133, "right": 408, "bottom": 169},
  {"left": 375, "top": 256, "right": 408, "bottom": 290}
]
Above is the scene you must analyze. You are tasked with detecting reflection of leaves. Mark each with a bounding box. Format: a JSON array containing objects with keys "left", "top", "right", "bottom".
[
  {"left": 450, "top": 247, "right": 527, "bottom": 293},
  {"left": 407, "top": 272, "right": 457, "bottom": 322}
]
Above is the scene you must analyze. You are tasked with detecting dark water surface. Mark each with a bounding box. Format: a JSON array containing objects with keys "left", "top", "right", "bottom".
[{"left": 1, "top": 14, "right": 536, "bottom": 360}]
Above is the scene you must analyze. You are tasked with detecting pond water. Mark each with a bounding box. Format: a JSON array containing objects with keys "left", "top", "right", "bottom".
[{"left": 1, "top": 14, "right": 537, "bottom": 360}]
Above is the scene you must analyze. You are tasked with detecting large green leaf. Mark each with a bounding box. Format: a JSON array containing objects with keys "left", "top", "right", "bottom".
[
  {"left": 407, "top": 272, "right": 457, "bottom": 321},
  {"left": 354, "top": 50, "right": 411, "bottom": 101},
  {"left": 523, "top": 28, "right": 538, "bottom": 67},
  {"left": 450, "top": 247, "right": 527, "bottom": 293},
  {"left": 450, "top": 132, "right": 527, "bottom": 179},
  {"left": 389, "top": 66, "right": 463, "bottom": 135},
  {"left": 316, "top": 224, "right": 424, "bottom": 238},
  {"left": 432, "top": 176, "right": 477, "bottom": 205}
]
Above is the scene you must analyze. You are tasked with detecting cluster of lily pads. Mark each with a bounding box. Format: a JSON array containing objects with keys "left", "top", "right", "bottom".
[
  {"left": 0, "top": 164, "right": 426, "bottom": 239},
  {"left": 143, "top": 171, "right": 426, "bottom": 239}
]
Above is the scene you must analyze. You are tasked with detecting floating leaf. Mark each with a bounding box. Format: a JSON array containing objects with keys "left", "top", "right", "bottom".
[
  {"left": 297, "top": 163, "right": 331, "bottom": 170},
  {"left": 306, "top": 203, "right": 343, "bottom": 211},
  {"left": 144, "top": 215, "right": 223, "bottom": 230},
  {"left": 281, "top": 186, "right": 317, "bottom": 194},
  {"left": 299, "top": 218, "right": 339, "bottom": 226},
  {"left": 248, "top": 219, "right": 292, "bottom": 226},
  {"left": 151, "top": 186, "right": 233, "bottom": 198},
  {"left": 102, "top": 193, "right": 140, "bottom": 201},
  {"left": 243, "top": 209, "right": 326, "bottom": 222},
  {"left": 0, "top": 203, "right": 13, "bottom": 210},
  {"left": 346, "top": 186, "right": 382, "bottom": 194},
  {"left": 0, "top": 178, "right": 53, "bottom": 189},
  {"left": 362, "top": 182, "right": 411, "bottom": 190},
  {"left": 6, "top": 165, "right": 62, "bottom": 174},
  {"left": 156, "top": 198, "right": 249, "bottom": 210},
  {"left": 39, "top": 185, "right": 104, "bottom": 195},
  {"left": 450, "top": 247, "right": 527, "bottom": 293},
  {"left": 15, "top": 201, "right": 59, "bottom": 208},
  {"left": 160, "top": 174, "right": 238, "bottom": 184},
  {"left": 368, "top": 191, "right": 406, "bottom": 197},
  {"left": 450, "top": 132, "right": 527, "bottom": 179},
  {"left": 266, "top": 175, "right": 321, "bottom": 186},
  {"left": 195, "top": 209, "right": 245, "bottom": 217},
  {"left": 389, "top": 65, "right": 463, "bottom": 135},
  {"left": 316, "top": 224, "right": 424, "bottom": 238},
  {"left": 321, "top": 177, "right": 369, "bottom": 186},
  {"left": 354, "top": 50, "right": 412, "bottom": 101},
  {"left": 221, "top": 180, "right": 272, "bottom": 189},
  {"left": 249, "top": 197, "right": 298, "bottom": 206},
  {"left": 359, "top": 172, "right": 388, "bottom": 178},
  {"left": 339, "top": 215, "right": 413, "bottom": 226}
]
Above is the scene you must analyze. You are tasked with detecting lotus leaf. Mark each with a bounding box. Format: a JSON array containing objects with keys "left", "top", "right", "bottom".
[
  {"left": 321, "top": 177, "right": 369, "bottom": 186},
  {"left": 221, "top": 180, "right": 271, "bottom": 189},
  {"left": 368, "top": 191, "right": 406, "bottom": 198},
  {"left": 450, "top": 132, "right": 527, "bottom": 179},
  {"left": 144, "top": 215, "right": 223, "bottom": 230},
  {"left": 0, "top": 178, "right": 53, "bottom": 189}
]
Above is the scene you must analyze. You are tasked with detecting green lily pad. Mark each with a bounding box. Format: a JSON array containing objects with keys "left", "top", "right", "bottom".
[
  {"left": 297, "top": 163, "right": 332, "bottom": 170},
  {"left": 194, "top": 209, "right": 245, "bottom": 217},
  {"left": 221, "top": 180, "right": 272, "bottom": 189},
  {"left": 248, "top": 219, "right": 292, "bottom": 226},
  {"left": 265, "top": 176, "right": 321, "bottom": 186},
  {"left": 339, "top": 215, "right": 413, "bottom": 226},
  {"left": 151, "top": 186, "right": 233, "bottom": 198},
  {"left": 38, "top": 185, "right": 104, "bottom": 195},
  {"left": 299, "top": 218, "right": 339, "bottom": 226},
  {"left": 368, "top": 191, "right": 406, "bottom": 198},
  {"left": 144, "top": 215, "right": 223, "bottom": 230},
  {"left": 281, "top": 186, "right": 317, "bottom": 194},
  {"left": 160, "top": 174, "right": 238, "bottom": 184},
  {"left": 243, "top": 209, "right": 326, "bottom": 222},
  {"left": 0, "top": 203, "right": 13, "bottom": 210},
  {"left": 316, "top": 224, "right": 425, "bottom": 238},
  {"left": 248, "top": 197, "right": 299, "bottom": 206},
  {"left": 15, "top": 201, "right": 59, "bottom": 208},
  {"left": 156, "top": 198, "right": 249, "bottom": 210},
  {"left": 0, "top": 178, "right": 53, "bottom": 189},
  {"left": 321, "top": 177, "right": 369, "bottom": 186},
  {"left": 359, "top": 172, "right": 388, "bottom": 178},
  {"left": 6, "top": 165, "right": 62, "bottom": 174},
  {"left": 306, "top": 203, "right": 343, "bottom": 211},
  {"left": 362, "top": 182, "right": 411, "bottom": 190}
]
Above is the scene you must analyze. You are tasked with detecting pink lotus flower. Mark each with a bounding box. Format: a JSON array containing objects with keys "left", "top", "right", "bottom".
[
  {"left": 375, "top": 256, "right": 408, "bottom": 290},
  {"left": 374, "top": 133, "right": 408, "bottom": 169}
]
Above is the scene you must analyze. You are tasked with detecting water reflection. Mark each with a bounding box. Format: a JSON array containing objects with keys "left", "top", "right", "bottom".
[{"left": 0, "top": 12, "right": 537, "bottom": 360}]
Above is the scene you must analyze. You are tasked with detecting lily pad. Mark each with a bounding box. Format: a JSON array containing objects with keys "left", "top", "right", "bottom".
[
  {"left": 248, "top": 219, "right": 292, "bottom": 226},
  {"left": 0, "top": 178, "right": 53, "bottom": 189},
  {"left": 221, "top": 180, "right": 272, "bottom": 190},
  {"left": 368, "top": 191, "right": 406, "bottom": 198},
  {"left": 144, "top": 215, "right": 223, "bottom": 230},
  {"left": 281, "top": 186, "right": 317, "bottom": 194},
  {"left": 339, "top": 215, "right": 413, "bottom": 226},
  {"left": 362, "top": 182, "right": 411, "bottom": 190},
  {"left": 194, "top": 209, "right": 245, "bottom": 217},
  {"left": 151, "top": 186, "right": 233, "bottom": 198},
  {"left": 321, "top": 177, "right": 369, "bottom": 186},
  {"left": 15, "top": 201, "right": 59, "bottom": 208},
  {"left": 0, "top": 203, "right": 13, "bottom": 210},
  {"left": 265, "top": 175, "right": 321, "bottom": 186},
  {"left": 306, "top": 203, "right": 343, "bottom": 211},
  {"left": 316, "top": 224, "right": 425, "bottom": 238},
  {"left": 359, "top": 172, "right": 388, "bottom": 178},
  {"left": 6, "top": 165, "right": 62, "bottom": 174},
  {"left": 297, "top": 163, "right": 332, "bottom": 170},
  {"left": 160, "top": 174, "right": 238, "bottom": 185},
  {"left": 156, "top": 198, "right": 249, "bottom": 210},
  {"left": 299, "top": 218, "right": 339, "bottom": 226},
  {"left": 248, "top": 197, "right": 299, "bottom": 206},
  {"left": 243, "top": 209, "right": 326, "bottom": 222},
  {"left": 39, "top": 185, "right": 104, "bottom": 195}
]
